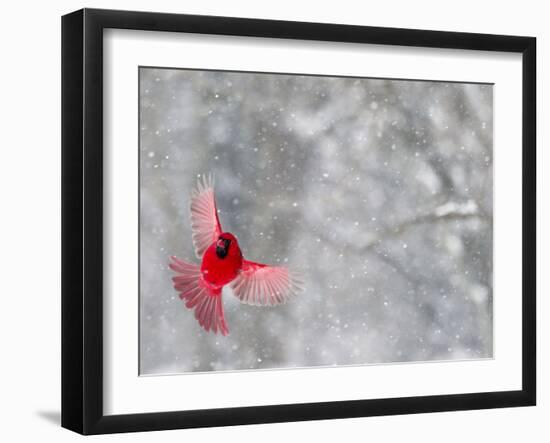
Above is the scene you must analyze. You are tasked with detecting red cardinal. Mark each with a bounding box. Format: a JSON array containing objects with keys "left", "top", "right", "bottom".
[{"left": 169, "top": 174, "right": 304, "bottom": 335}]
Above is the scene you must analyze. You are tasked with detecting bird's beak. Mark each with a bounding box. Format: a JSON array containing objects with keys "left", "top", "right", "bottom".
[{"left": 216, "top": 238, "right": 231, "bottom": 258}]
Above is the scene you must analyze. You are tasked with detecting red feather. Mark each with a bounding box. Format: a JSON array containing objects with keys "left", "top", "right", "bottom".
[{"left": 230, "top": 260, "right": 304, "bottom": 306}]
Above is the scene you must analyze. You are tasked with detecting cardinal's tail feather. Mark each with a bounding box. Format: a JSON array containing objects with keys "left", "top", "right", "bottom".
[{"left": 169, "top": 256, "right": 229, "bottom": 336}]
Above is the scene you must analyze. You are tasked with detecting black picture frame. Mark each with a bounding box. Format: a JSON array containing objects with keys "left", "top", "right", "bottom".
[{"left": 61, "top": 8, "right": 536, "bottom": 435}]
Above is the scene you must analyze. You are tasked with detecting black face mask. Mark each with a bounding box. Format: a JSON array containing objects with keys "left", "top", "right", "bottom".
[{"left": 216, "top": 238, "right": 231, "bottom": 259}]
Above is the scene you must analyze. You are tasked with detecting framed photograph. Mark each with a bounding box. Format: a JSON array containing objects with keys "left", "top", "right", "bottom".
[{"left": 61, "top": 8, "right": 536, "bottom": 435}]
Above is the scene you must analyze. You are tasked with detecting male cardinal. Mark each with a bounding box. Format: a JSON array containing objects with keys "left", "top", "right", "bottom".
[{"left": 169, "top": 174, "right": 303, "bottom": 335}]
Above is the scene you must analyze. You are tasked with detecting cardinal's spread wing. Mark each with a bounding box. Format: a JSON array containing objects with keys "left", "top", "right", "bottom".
[
  {"left": 230, "top": 260, "right": 304, "bottom": 306},
  {"left": 190, "top": 174, "right": 222, "bottom": 259}
]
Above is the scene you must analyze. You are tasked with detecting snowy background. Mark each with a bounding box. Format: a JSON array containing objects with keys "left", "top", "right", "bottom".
[{"left": 139, "top": 67, "right": 493, "bottom": 375}]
